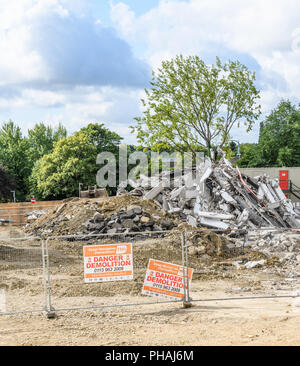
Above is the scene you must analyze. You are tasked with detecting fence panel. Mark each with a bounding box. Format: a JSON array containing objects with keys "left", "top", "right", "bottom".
[
  {"left": 0, "top": 237, "right": 46, "bottom": 315},
  {"left": 0, "top": 228, "right": 299, "bottom": 317},
  {"left": 184, "top": 228, "right": 300, "bottom": 304},
  {"left": 44, "top": 231, "right": 197, "bottom": 313}
]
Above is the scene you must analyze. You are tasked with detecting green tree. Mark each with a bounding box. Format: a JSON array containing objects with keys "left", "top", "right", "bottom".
[
  {"left": 131, "top": 55, "right": 261, "bottom": 157},
  {"left": 0, "top": 121, "right": 30, "bottom": 200},
  {"left": 80, "top": 123, "right": 122, "bottom": 154},
  {"left": 27, "top": 122, "right": 67, "bottom": 163},
  {"left": 29, "top": 124, "right": 123, "bottom": 199},
  {"left": 79, "top": 123, "right": 123, "bottom": 195},
  {"left": 29, "top": 132, "right": 98, "bottom": 200},
  {"left": 237, "top": 143, "right": 266, "bottom": 167},
  {"left": 0, "top": 164, "right": 16, "bottom": 202},
  {"left": 258, "top": 100, "right": 300, "bottom": 167}
]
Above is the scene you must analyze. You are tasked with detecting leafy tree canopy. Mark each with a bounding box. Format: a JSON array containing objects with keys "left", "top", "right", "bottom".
[
  {"left": 80, "top": 123, "right": 122, "bottom": 154},
  {"left": 27, "top": 122, "right": 67, "bottom": 163},
  {"left": 29, "top": 123, "right": 123, "bottom": 200},
  {"left": 0, "top": 121, "right": 30, "bottom": 200},
  {"left": 259, "top": 100, "right": 300, "bottom": 167},
  {"left": 238, "top": 100, "right": 300, "bottom": 167},
  {"left": 0, "top": 164, "right": 16, "bottom": 202},
  {"left": 131, "top": 55, "right": 261, "bottom": 157},
  {"left": 30, "top": 132, "right": 98, "bottom": 200}
]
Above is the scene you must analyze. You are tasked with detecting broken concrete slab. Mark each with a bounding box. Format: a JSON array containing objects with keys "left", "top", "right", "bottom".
[
  {"left": 144, "top": 182, "right": 165, "bottom": 200},
  {"left": 196, "top": 211, "right": 235, "bottom": 221},
  {"left": 198, "top": 217, "right": 230, "bottom": 230}
]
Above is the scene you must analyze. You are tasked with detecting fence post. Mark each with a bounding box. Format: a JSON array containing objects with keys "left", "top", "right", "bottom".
[
  {"left": 181, "top": 232, "right": 187, "bottom": 305},
  {"left": 181, "top": 230, "right": 192, "bottom": 308},
  {"left": 42, "top": 239, "right": 48, "bottom": 314},
  {"left": 185, "top": 230, "right": 192, "bottom": 306},
  {"left": 243, "top": 230, "right": 249, "bottom": 255},
  {"left": 9, "top": 212, "right": 12, "bottom": 238},
  {"left": 44, "top": 238, "right": 55, "bottom": 319}
]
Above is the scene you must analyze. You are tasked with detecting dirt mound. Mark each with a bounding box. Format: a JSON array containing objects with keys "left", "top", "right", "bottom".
[
  {"left": 164, "top": 225, "right": 232, "bottom": 258},
  {"left": 25, "top": 195, "right": 178, "bottom": 237}
]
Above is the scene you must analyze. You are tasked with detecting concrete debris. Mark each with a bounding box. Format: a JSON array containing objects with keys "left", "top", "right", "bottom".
[
  {"left": 244, "top": 260, "right": 266, "bottom": 269},
  {"left": 25, "top": 210, "right": 46, "bottom": 221},
  {"left": 199, "top": 217, "right": 229, "bottom": 230},
  {"left": 0, "top": 219, "right": 14, "bottom": 225},
  {"left": 117, "top": 149, "right": 300, "bottom": 231},
  {"left": 232, "top": 259, "right": 266, "bottom": 269},
  {"left": 248, "top": 231, "right": 300, "bottom": 253},
  {"left": 244, "top": 231, "right": 300, "bottom": 276},
  {"left": 81, "top": 208, "right": 175, "bottom": 236}
]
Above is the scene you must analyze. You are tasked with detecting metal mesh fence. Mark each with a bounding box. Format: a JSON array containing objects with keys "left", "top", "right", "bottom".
[
  {"left": 184, "top": 228, "right": 300, "bottom": 303},
  {"left": 0, "top": 237, "right": 46, "bottom": 314},
  {"left": 44, "top": 231, "right": 195, "bottom": 313},
  {"left": 0, "top": 227, "right": 299, "bottom": 316}
]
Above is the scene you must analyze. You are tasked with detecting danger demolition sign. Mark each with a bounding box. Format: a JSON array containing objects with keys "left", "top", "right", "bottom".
[
  {"left": 142, "top": 259, "right": 193, "bottom": 300},
  {"left": 83, "top": 243, "right": 133, "bottom": 283}
]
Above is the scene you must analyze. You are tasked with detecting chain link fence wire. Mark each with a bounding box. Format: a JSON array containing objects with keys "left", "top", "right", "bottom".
[
  {"left": 44, "top": 231, "right": 196, "bottom": 313},
  {"left": 0, "top": 236, "right": 46, "bottom": 315},
  {"left": 184, "top": 228, "right": 300, "bottom": 303},
  {"left": 0, "top": 227, "right": 299, "bottom": 317}
]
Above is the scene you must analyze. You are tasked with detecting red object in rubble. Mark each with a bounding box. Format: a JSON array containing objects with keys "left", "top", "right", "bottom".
[
  {"left": 279, "top": 170, "right": 289, "bottom": 198},
  {"left": 31, "top": 197, "right": 36, "bottom": 204}
]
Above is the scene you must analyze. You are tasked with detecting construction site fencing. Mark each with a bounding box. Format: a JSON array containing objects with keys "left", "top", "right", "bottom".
[
  {"left": 0, "top": 236, "right": 47, "bottom": 315},
  {"left": 43, "top": 230, "right": 190, "bottom": 317},
  {"left": 184, "top": 228, "right": 300, "bottom": 305},
  {"left": 0, "top": 228, "right": 300, "bottom": 318}
]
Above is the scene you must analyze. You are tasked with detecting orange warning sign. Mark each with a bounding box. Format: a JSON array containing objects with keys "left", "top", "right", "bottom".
[
  {"left": 142, "top": 259, "right": 193, "bottom": 300},
  {"left": 83, "top": 243, "right": 133, "bottom": 283}
]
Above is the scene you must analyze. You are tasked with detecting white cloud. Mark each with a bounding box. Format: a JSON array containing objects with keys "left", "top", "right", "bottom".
[
  {"left": 111, "top": 0, "right": 300, "bottom": 59},
  {"left": 0, "top": 0, "right": 150, "bottom": 143},
  {"left": 110, "top": 2, "right": 135, "bottom": 37},
  {"left": 0, "top": 85, "right": 143, "bottom": 143},
  {"left": 111, "top": 0, "right": 300, "bottom": 142},
  {"left": 0, "top": 0, "right": 150, "bottom": 89},
  {"left": 1, "top": 0, "right": 300, "bottom": 145}
]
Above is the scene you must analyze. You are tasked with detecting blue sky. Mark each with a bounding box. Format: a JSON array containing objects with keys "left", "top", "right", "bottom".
[
  {"left": 92, "top": 0, "right": 162, "bottom": 25},
  {"left": 0, "top": 0, "right": 299, "bottom": 145}
]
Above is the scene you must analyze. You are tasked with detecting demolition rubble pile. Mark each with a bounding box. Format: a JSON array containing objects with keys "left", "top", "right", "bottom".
[
  {"left": 117, "top": 149, "right": 300, "bottom": 231},
  {"left": 248, "top": 231, "right": 300, "bottom": 276},
  {"left": 25, "top": 195, "right": 177, "bottom": 236},
  {"left": 82, "top": 208, "right": 175, "bottom": 235}
]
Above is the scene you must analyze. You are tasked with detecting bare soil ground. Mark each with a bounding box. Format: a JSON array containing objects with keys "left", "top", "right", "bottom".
[
  {"left": 1, "top": 282, "right": 300, "bottom": 346},
  {"left": 0, "top": 230, "right": 299, "bottom": 346}
]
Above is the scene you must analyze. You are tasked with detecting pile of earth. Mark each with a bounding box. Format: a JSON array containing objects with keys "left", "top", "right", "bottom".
[{"left": 24, "top": 195, "right": 179, "bottom": 237}]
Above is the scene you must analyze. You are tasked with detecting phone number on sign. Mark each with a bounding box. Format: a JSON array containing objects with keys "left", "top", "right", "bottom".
[
  {"left": 94, "top": 267, "right": 124, "bottom": 273},
  {"left": 153, "top": 283, "right": 181, "bottom": 293}
]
